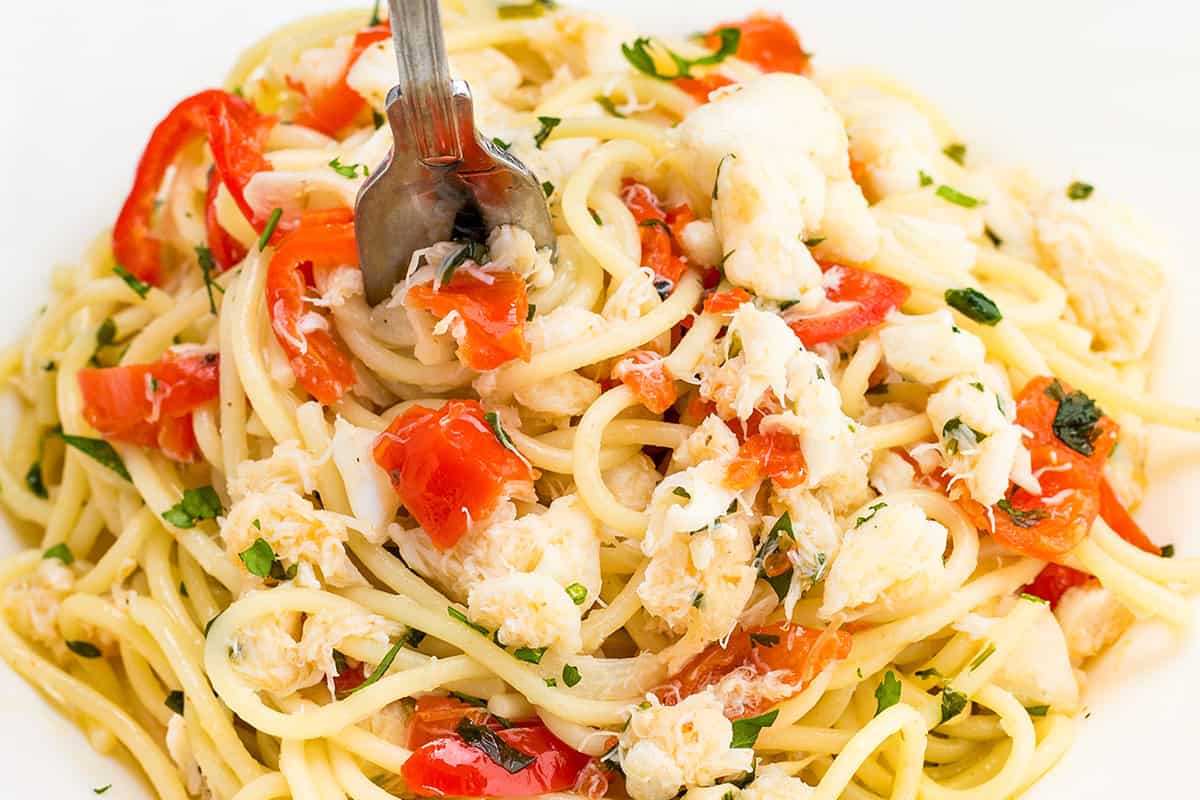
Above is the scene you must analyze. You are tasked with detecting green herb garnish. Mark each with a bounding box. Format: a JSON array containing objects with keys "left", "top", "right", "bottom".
[{"left": 945, "top": 287, "right": 1002, "bottom": 325}]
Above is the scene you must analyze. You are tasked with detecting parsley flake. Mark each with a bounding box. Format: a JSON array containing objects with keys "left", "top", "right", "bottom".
[
  {"left": 594, "top": 95, "right": 626, "bottom": 118},
  {"left": 329, "top": 157, "right": 365, "bottom": 179},
  {"left": 1067, "top": 181, "right": 1094, "bottom": 201},
  {"left": 1025, "top": 704, "right": 1050, "bottom": 717},
  {"left": 997, "top": 498, "right": 1049, "bottom": 528},
  {"left": 754, "top": 512, "right": 794, "bottom": 600},
  {"left": 939, "top": 687, "right": 968, "bottom": 724},
  {"left": 258, "top": 208, "right": 283, "bottom": 250},
  {"left": 25, "top": 462, "right": 48, "bottom": 499},
  {"left": 1044, "top": 380, "right": 1104, "bottom": 456},
  {"left": 437, "top": 240, "right": 489, "bottom": 286},
  {"left": 113, "top": 265, "right": 151, "bottom": 298},
  {"left": 855, "top": 502, "right": 886, "bottom": 528},
  {"left": 942, "top": 143, "right": 967, "bottom": 165},
  {"left": 484, "top": 411, "right": 524, "bottom": 460},
  {"left": 165, "top": 690, "right": 185, "bottom": 715},
  {"left": 1161, "top": 544, "right": 1176, "bottom": 558},
  {"left": 43, "top": 543, "right": 74, "bottom": 564},
  {"left": 565, "top": 583, "right": 588, "bottom": 605},
  {"left": 57, "top": 431, "right": 131, "bottom": 481},
  {"left": 497, "top": 0, "right": 556, "bottom": 19},
  {"left": 66, "top": 640, "right": 102, "bottom": 659},
  {"left": 620, "top": 28, "right": 740, "bottom": 81},
  {"left": 749, "top": 633, "right": 780, "bottom": 648},
  {"left": 730, "top": 709, "right": 778, "bottom": 748},
  {"left": 945, "top": 287, "right": 1002, "bottom": 325},
  {"left": 238, "top": 538, "right": 276, "bottom": 578},
  {"left": 457, "top": 718, "right": 536, "bottom": 772},
  {"left": 935, "top": 184, "right": 981, "bottom": 208},
  {"left": 562, "top": 664, "right": 582, "bottom": 687},
  {"left": 161, "top": 486, "right": 223, "bottom": 529},
  {"left": 534, "top": 116, "right": 561, "bottom": 148},
  {"left": 874, "top": 670, "right": 901, "bottom": 716},
  {"left": 514, "top": 646, "right": 547, "bottom": 664}
]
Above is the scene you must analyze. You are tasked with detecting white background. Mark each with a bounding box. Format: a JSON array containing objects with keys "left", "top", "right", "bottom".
[{"left": 2, "top": 1, "right": 1199, "bottom": 796}]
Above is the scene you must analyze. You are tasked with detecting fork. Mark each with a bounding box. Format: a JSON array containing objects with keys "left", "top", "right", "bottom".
[{"left": 355, "top": 0, "right": 556, "bottom": 306}]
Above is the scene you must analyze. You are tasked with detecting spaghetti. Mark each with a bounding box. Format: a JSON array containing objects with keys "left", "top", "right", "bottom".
[{"left": 1, "top": 3, "right": 1196, "bottom": 800}]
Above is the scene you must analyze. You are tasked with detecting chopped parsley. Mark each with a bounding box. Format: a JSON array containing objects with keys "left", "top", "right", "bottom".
[
  {"left": 802, "top": 236, "right": 827, "bottom": 247},
  {"left": 855, "top": 502, "right": 887, "bottom": 528},
  {"left": 57, "top": 431, "right": 131, "bottom": 482},
  {"left": 66, "top": 640, "right": 102, "bottom": 659},
  {"left": 749, "top": 633, "right": 780, "bottom": 648},
  {"left": 449, "top": 691, "right": 489, "bottom": 708},
  {"left": 691, "top": 592, "right": 705, "bottom": 608},
  {"left": 542, "top": 180, "right": 555, "bottom": 198},
  {"left": 935, "top": 184, "right": 981, "bottom": 208},
  {"left": 942, "top": 417, "right": 986, "bottom": 455},
  {"left": 945, "top": 287, "right": 1002, "bottom": 325},
  {"left": 1161, "top": 544, "right": 1176, "bottom": 558},
  {"left": 457, "top": 718, "right": 536, "bottom": 773},
  {"left": 672, "top": 486, "right": 692, "bottom": 499},
  {"left": 620, "top": 28, "right": 740, "bottom": 81},
  {"left": 918, "top": 170, "right": 934, "bottom": 187},
  {"left": 1019, "top": 592, "right": 1049, "bottom": 605},
  {"left": 113, "top": 265, "right": 151, "bottom": 299},
  {"left": 754, "top": 512, "right": 794, "bottom": 600},
  {"left": 404, "top": 628, "right": 427, "bottom": 648},
  {"left": 939, "top": 687, "right": 969, "bottom": 724},
  {"left": 164, "top": 690, "right": 185, "bottom": 715},
  {"left": 526, "top": 304, "right": 536, "bottom": 321},
  {"left": 25, "top": 461, "right": 47, "bottom": 499},
  {"left": 161, "top": 486, "right": 223, "bottom": 529},
  {"left": 369, "top": 0, "right": 382, "bottom": 25},
  {"left": 437, "top": 240, "right": 489, "bottom": 286},
  {"left": 496, "top": 0, "right": 556, "bottom": 19},
  {"left": 589, "top": 209, "right": 603, "bottom": 225},
  {"left": 238, "top": 538, "right": 286, "bottom": 579},
  {"left": 594, "top": 95, "right": 626, "bottom": 118},
  {"left": 1025, "top": 705, "right": 1050, "bottom": 717},
  {"left": 984, "top": 226, "right": 1004, "bottom": 247},
  {"left": 914, "top": 667, "right": 943, "bottom": 680},
  {"left": 258, "top": 208, "right": 283, "bottom": 250},
  {"left": 565, "top": 583, "right": 588, "bottom": 605},
  {"left": 969, "top": 643, "right": 996, "bottom": 671},
  {"left": 544, "top": 677, "right": 558, "bottom": 687},
  {"left": 514, "top": 646, "right": 547, "bottom": 664},
  {"left": 874, "top": 670, "right": 901, "bottom": 716},
  {"left": 491, "top": 137, "right": 512, "bottom": 151},
  {"left": 1067, "top": 181, "right": 1094, "bottom": 201},
  {"left": 93, "top": 786, "right": 112, "bottom": 796},
  {"left": 712, "top": 153, "right": 735, "bottom": 199},
  {"left": 449, "top": 606, "right": 490, "bottom": 636},
  {"left": 1044, "top": 380, "right": 1104, "bottom": 456},
  {"left": 562, "top": 664, "right": 582, "bottom": 687},
  {"left": 943, "top": 143, "right": 967, "bottom": 165},
  {"left": 329, "top": 157, "right": 366, "bottom": 179},
  {"left": 484, "top": 411, "right": 524, "bottom": 460},
  {"left": 372, "top": 110, "right": 385, "bottom": 129},
  {"left": 345, "top": 639, "right": 405, "bottom": 695},
  {"left": 195, "top": 245, "right": 225, "bottom": 315},
  {"left": 533, "top": 116, "right": 561, "bottom": 148},
  {"left": 43, "top": 543, "right": 74, "bottom": 564},
  {"left": 997, "top": 498, "right": 1049, "bottom": 528},
  {"left": 729, "top": 709, "right": 778, "bottom": 748}
]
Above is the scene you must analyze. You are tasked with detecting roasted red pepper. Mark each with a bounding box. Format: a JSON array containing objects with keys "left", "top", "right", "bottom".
[{"left": 289, "top": 22, "right": 392, "bottom": 136}]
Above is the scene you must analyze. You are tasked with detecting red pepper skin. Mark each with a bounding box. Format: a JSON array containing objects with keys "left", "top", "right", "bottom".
[
  {"left": 401, "top": 725, "right": 590, "bottom": 798},
  {"left": 264, "top": 210, "right": 358, "bottom": 404},
  {"left": 113, "top": 90, "right": 274, "bottom": 284},
  {"left": 204, "top": 168, "right": 248, "bottom": 270}
]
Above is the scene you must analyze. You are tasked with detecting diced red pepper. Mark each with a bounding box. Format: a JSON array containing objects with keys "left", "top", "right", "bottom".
[
  {"left": 702, "top": 288, "right": 751, "bottom": 315},
  {"left": 77, "top": 351, "right": 220, "bottom": 463},
  {"left": 402, "top": 724, "right": 590, "bottom": 798},
  {"left": 655, "top": 622, "right": 851, "bottom": 719},
  {"left": 1022, "top": 563, "right": 1092, "bottom": 608},
  {"left": 406, "top": 271, "right": 530, "bottom": 371},
  {"left": 113, "top": 90, "right": 274, "bottom": 284},
  {"left": 674, "top": 73, "right": 737, "bottom": 104},
  {"left": 705, "top": 13, "right": 811, "bottom": 75},
  {"left": 373, "top": 400, "right": 533, "bottom": 549},
  {"left": 725, "top": 431, "right": 807, "bottom": 489},
  {"left": 331, "top": 662, "right": 366, "bottom": 695},
  {"left": 289, "top": 22, "right": 392, "bottom": 137},
  {"left": 621, "top": 181, "right": 692, "bottom": 285},
  {"left": 785, "top": 263, "right": 910, "bottom": 347},
  {"left": 265, "top": 209, "right": 358, "bottom": 404},
  {"left": 612, "top": 350, "right": 676, "bottom": 414}
]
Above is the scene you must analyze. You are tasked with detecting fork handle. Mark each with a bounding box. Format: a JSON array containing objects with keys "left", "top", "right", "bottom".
[{"left": 388, "top": 0, "right": 461, "bottom": 165}]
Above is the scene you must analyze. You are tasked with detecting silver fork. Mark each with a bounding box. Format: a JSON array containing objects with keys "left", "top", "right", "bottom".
[{"left": 355, "top": 0, "right": 556, "bottom": 306}]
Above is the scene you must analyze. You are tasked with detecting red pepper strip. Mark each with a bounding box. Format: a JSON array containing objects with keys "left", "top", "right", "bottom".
[
  {"left": 204, "top": 169, "right": 248, "bottom": 270},
  {"left": 786, "top": 263, "right": 911, "bottom": 347},
  {"left": 620, "top": 181, "right": 692, "bottom": 285},
  {"left": 703, "top": 288, "right": 751, "bottom": 315},
  {"left": 725, "top": 431, "right": 807, "bottom": 490},
  {"left": 113, "top": 90, "right": 274, "bottom": 284},
  {"left": 1098, "top": 478, "right": 1159, "bottom": 554},
  {"left": 290, "top": 22, "right": 392, "bottom": 137},
  {"left": 1022, "top": 563, "right": 1091, "bottom": 608},
  {"left": 265, "top": 210, "right": 358, "bottom": 403}
]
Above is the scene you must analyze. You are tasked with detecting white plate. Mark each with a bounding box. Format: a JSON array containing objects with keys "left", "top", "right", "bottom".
[{"left": 1, "top": 1, "right": 1197, "bottom": 796}]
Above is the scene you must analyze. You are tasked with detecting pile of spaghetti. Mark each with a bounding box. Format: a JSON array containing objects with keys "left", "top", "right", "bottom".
[{"left": 1, "top": 4, "right": 1197, "bottom": 800}]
